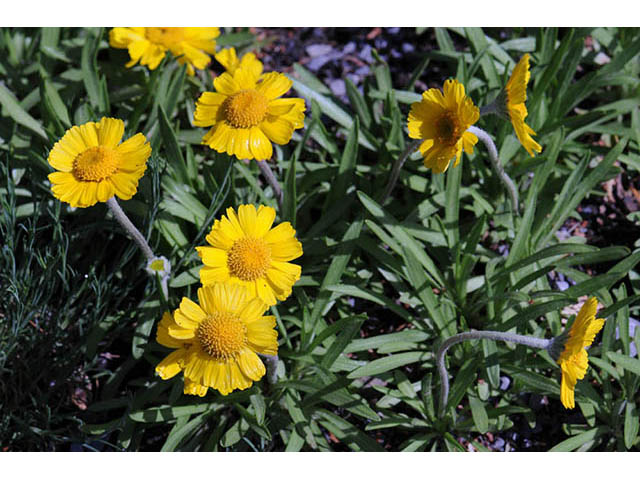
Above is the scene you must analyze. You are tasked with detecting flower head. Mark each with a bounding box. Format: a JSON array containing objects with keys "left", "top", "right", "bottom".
[
  {"left": 155, "top": 284, "right": 278, "bottom": 396},
  {"left": 215, "top": 47, "right": 263, "bottom": 80},
  {"left": 407, "top": 79, "right": 479, "bottom": 173},
  {"left": 549, "top": 297, "right": 605, "bottom": 409},
  {"left": 47, "top": 117, "right": 151, "bottom": 208},
  {"left": 502, "top": 54, "right": 542, "bottom": 156},
  {"left": 109, "top": 27, "right": 220, "bottom": 76},
  {"left": 196, "top": 204, "right": 302, "bottom": 306},
  {"left": 193, "top": 68, "right": 305, "bottom": 161}
]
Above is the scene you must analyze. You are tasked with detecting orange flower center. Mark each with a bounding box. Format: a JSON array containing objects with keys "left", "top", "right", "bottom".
[
  {"left": 72, "top": 146, "right": 120, "bottom": 182},
  {"left": 435, "top": 112, "right": 462, "bottom": 146},
  {"left": 223, "top": 90, "right": 269, "bottom": 129},
  {"left": 227, "top": 237, "right": 271, "bottom": 281},
  {"left": 196, "top": 312, "right": 247, "bottom": 359},
  {"left": 146, "top": 27, "right": 185, "bottom": 47}
]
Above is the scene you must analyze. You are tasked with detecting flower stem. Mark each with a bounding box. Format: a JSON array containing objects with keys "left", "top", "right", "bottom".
[
  {"left": 380, "top": 139, "right": 422, "bottom": 204},
  {"left": 436, "top": 330, "right": 550, "bottom": 417},
  {"left": 261, "top": 354, "right": 279, "bottom": 386},
  {"left": 467, "top": 125, "right": 519, "bottom": 214},
  {"left": 106, "top": 197, "right": 154, "bottom": 261},
  {"left": 257, "top": 160, "right": 283, "bottom": 210},
  {"left": 107, "top": 197, "right": 170, "bottom": 299}
]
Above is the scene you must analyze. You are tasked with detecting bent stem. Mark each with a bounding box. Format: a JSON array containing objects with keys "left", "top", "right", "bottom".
[
  {"left": 380, "top": 139, "right": 422, "bottom": 204},
  {"left": 257, "top": 160, "right": 283, "bottom": 210},
  {"left": 467, "top": 125, "right": 519, "bottom": 214},
  {"left": 436, "top": 330, "right": 550, "bottom": 417},
  {"left": 106, "top": 197, "right": 169, "bottom": 299}
]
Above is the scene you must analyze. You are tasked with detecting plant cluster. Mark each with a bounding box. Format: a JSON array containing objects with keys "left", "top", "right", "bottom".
[{"left": 1, "top": 27, "right": 639, "bottom": 451}]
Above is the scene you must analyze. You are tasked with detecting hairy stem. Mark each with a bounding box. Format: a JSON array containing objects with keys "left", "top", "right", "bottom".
[
  {"left": 436, "top": 330, "right": 550, "bottom": 417},
  {"left": 257, "top": 160, "right": 283, "bottom": 210},
  {"left": 106, "top": 197, "right": 154, "bottom": 261},
  {"left": 380, "top": 139, "right": 422, "bottom": 203},
  {"left": 468, "top": 125, "right": 519, "bottom": 214}
]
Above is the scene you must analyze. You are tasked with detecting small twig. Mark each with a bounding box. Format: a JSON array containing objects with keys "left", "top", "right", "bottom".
[
  {"left": 468, "top": 125, "right": 519, "bottom": 214},
  {"left": 257, "top": 161, "right": 283, "bottom": 210},
  {"left": 436, "top": 330, "right": 550, "bottom": 417},
  {"left": 380, "top": 139, "right": 422, "bottom": 204}
]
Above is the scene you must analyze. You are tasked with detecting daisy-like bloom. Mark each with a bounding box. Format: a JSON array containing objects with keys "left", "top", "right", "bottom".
[
  {"left": 109, "top": 27, "right": 220, "bottom": 76},
  {"left": 155, "top": 284, "right": 278, "bottom": 396},
  {"left": 501, "top": 54, "right": 542, "bottom": 156},
  {"left": 197, "top": 204, "right": 302, "bottom": 306},
  {"left": 215, "top": 47, "right": 263, "bottom": 79},
  {"left": 548, "top": 297, "right": 605, "bottom": 409},
  {"left": 155, "top": 312, "right": 205, "bottom": 396},
  {"left": 193, "top": 68, "right": 305, "bottom": 161},
  {"left": 47, "top": 117, "right": 151, "bottom": 208},
  {"left": 407, "top": 79, "right": 480, "bottom": 174}
]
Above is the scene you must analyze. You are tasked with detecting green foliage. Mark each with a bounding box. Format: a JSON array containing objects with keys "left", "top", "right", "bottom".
[{"left": 1, "top": 26, "right": 639, "bottom": 452}]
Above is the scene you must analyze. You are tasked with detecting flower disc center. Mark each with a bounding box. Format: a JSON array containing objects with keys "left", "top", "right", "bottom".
[
  {"left": 227, "top": 237, "right": 272, "bottom": 281},
  {"left": 436, "top": 112, "right": 461, "bottom": 146},
  {"left": 72, "top": 146, "right": 120, "bottom": 182},
  {"left": 223, "top": 90, "right": 269, "bottom": 129},
  {"left": 196, "top": 312, "right": 247, "bottom": 359}
]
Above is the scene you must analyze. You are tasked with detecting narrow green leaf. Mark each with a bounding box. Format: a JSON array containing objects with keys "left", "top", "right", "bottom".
[
  {"left": 549, "top": 427, "right": 607, "bottom": 452},
  {"left": 468, "top": 394, "right": 489, "bottom": 434},
  {"left": 347, "top": 351, "right": 431, "bottom": 379},
  {"left": 607, "top": 352, "right": 640, "bottom": 376},
  {"left": 0, "top": 83, "right": 47, "bottom": 140}
]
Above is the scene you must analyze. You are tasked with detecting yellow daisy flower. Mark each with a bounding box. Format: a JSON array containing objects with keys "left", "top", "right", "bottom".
[
  {"left": 407, "top": 79, "right": 480, "bottom": 174},
  {"left": 155, "top": 284, "right": 278, "bottom": 396},
  {"left": 109, "top": 27, "right": 220, "bottom": 76},
  {"left": 502, "top": 54, "right": 542, "bottom": 156},
  {"left": 193, "top": 68, "right": 305, "bottom": 161},
  {"left": 553, "top": 297, "right": 605, "bottom": 409},
  {"left": 196, "top": 204, "right": 302, "bottom": 306},
  {"left": 47, "top": 117, "right": 151, "bottom": 208},
  {"left": 215, "top": 47, "right": 263, "bottom": 79}
]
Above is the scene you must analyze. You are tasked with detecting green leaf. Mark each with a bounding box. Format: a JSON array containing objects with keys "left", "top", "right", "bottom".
[
  {"left": 624, "top": 401, "right": 639, "bottom": 449},
  {"left": 347, "top": 351, "right": 431, "bottom": 379},
  {"left": 0, "top": 83, "right": 48, "bottom": 140},
  {"left": 307, "top": 218, "right": 363, "bottom": 335},
  {"left": 607, "top": 352, "right": 640, "bottom": 376},
  {"left": 81, "top": 27, "right": 108, "bottom": 113},
  {"left": 468, "top": 394, "right": 489, "bottom": 434},
  {"left": 161, "top": 412, "right": 209, "bottom": 452},
  {"left": 549, "top": 427, "right": 608, "bottom": 452},
  {"left": 320, "top": 315, "right": 365, "bottom": 370},
  {"left": 129, "top": 403, "right": 217, "bottom": 423},
  {"left": 324, "top": 116, "right": 359, "bottom": 211}
]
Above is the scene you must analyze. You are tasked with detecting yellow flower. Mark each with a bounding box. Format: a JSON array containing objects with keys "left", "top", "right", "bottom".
[
  {"left": 193, "top": 68, "right": 305, "bottom": 161},
  {"left": 109, "top": 27, "right": 220, "bottom": 76},
  {"left": 47, "top": 117, "right": 151, "bottom": 208},
  {"left": 504, "top": 54, "right": 542, "bottom": 156},
  {"left": 407, "top": 79, "right": 479, "bottom": 174},
  {"left": 155, "top": 284, "right": 278, "bottom": 396},
  {"left": 196, "top": 204, "right": 302, "bottom": 306},
  {"left": 555, "top": 297, "right": 605, "bottom": 409},
  {"left": 215, "top": 47, "right": 263, "bottom": 79}
]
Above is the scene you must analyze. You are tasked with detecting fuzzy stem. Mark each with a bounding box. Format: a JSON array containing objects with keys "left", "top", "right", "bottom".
[
  {"left": 467, "top": 125, "right": 519, "bottom": 214},
  {"left": 261, "top": 354, "right": 279, "bottom": 385},
  {"left": 106, "top": 197, "right": 154, "bottom": 261},
  {"left": 257, "top": 160, "right": 283, "bottom": 210},
  {"left": 436, "top": 330, "right": 550, "bottom": 417},
  {"left": 380, "top": 139, "right": 422, "bottom": 203}
]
